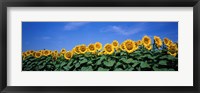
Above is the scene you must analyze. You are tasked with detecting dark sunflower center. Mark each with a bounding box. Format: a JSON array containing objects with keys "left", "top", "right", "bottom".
[
  {"left": 113, "top": 42, "right": 117, "bottom": 46},
  {"left": 126, "top": 42, "right": 133, "bottom": 50},
  {"left": 66, "top": 53, "right": 72, "bottom": 58},
  {"left": 89, "top": 46, "right": 94, "bottom": 50},
  {"left": 81, "top": 47, "right": 86, "bottom": 51}
]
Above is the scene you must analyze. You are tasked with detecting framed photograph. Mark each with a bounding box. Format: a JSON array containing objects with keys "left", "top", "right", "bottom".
[{"left": 0, "top": 0, "right": 199, "bottom": 93}]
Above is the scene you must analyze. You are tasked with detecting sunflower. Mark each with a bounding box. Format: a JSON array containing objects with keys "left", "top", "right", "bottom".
[
  {"left": 136, "top": 40, "right": 142, "bottom": 46},
  {"left": 22, "top": 53, "right": 27, "bottom": 60},
  {"left": 25, "top": 51, "right": 31, "bottom": 56},
  {"left": 163, "top": 38, "right": 169, "bottom": 45},
  {"left": 145, "top": 45, "right": 152, "bottom": 50},
  {"left": 60, "top": 48, "right": 66, "bottom": 54},
  {"left": 168, "top": 43, "right": 178, "bottom": 51},
  {"left": 29, "top": 50, "right": 34, "bottom": 56},
  {"left": 112, "top": 40, "right": 119, "bottom": 49},
  {"left": 167, "top": 40, "right": 173, "bottom": 47},
  {"left": 39, "top": 50, "right": 43, "bottom": 53},
  {"left": 79, "top": 44, "right": 87, "bottom": 54},
  {"left": 120, "top": 42, "right": 126, "bottom": 51},
  {"left": 134, "top": 42, "right": 139, "bottom": 50},
  {"left": 42, "top": 50, "right": 51, "bottom": 56},
  {"left": 34, "top": 51, "right": 42, "bottom": 58},
  {"left": 163, "top": 38, "right": 173, "bottom": 47},
  {"left": 22, "top": 53, "right": 25, "bottom": 56},
  {"left": 98, "top": 51, "right": 104, "bottom": 55},
  {"left": 57, "top": 53, "right": 62, "bottom": 57},
  {"left": 104, "top": 43, "right": 114, "bottom": 55},
  {"left": 116, "top": 46, "right": 121, "bottom": 52},
  {"left": 154, "top": 36, "right": 162, "bottom": 48},
  {"left": 74, "top": 46, "right": 80, "bottom": 54},
  {"left": 168, "top": 52, "right": 177, "bottom": 57},
  {"left": 142, "top": 35, "right": 151, "bottom": 47},
  {"left": 124, "top": 39, "right": 137, "bottom": 53},
  {"left": 64, "top": 51, "right": 73, "bottom": 60},
  {"left": 53, "top": 50, "right": 58, "bottom": 55},
  {"left": 49, "top": 50, "right": 52, "bottom": 54},
  {"left": 95, "top": 42, "right": 102, "bottom": 51},
  {"left": 88, "top": 44, "right": 96, "bottom": 53}
]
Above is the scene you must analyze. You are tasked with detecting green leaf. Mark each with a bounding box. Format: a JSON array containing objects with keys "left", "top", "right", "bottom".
[
  {"left": 39, "top": 64, "right": 45, "bottom": 70},
  {"left": 158, "top": 60, "right": 168, "bottom": 65},
  {"left": 81, "top": 66, "right": 93, "bottom": 71},
  {"left": 132, "top": 61, "right": 140, "bottom": 68},
  {"left": 120, "top": 58, "right": 133, "bottom": 63},
  {"left": 55, "top": 64, "right": 60, "bottom": 68},
  {"left": 114, "top": 68, "right": 123, "bottom": 71},
  {"left": 79, "top": 58, "right": 88, "bottom": 64},
  {"left": 103, "top": 60, "right": 115, "bottom": 67},
  {"left": 40, "top": 56, "right": 46, "bottom": 60},
  {"left": 29, "top": 58, "right": 36, "bottom": 62},
  {"left": 160, "top": 68, "right": 168, "bottom": 71},
  {"left": 63, "top": 66, "right": 70, "bottom": 71},
  {"left": 140, "top": 62, "right": 150, "bottom": 68},
  {"left": 159, "top": 55, "right": 176, "bottom": 60},
  {"left": 97, "top": 67, "right": 109, "bottom": 71},
  {"left": 60, "top": 62, "right": 67, "bottom": 67},
  {"left": 75, "top": 63, "right": 80, "bottom": 68},
  {"left": 152, "top": 64, "right": 160, "bottom": 71},
  {"left": 87, "top": 61, "right": 93, "bottom": 65},
  {"left": 96, "top": 60, "right": 102, "bottom": 65},
  {"left": 168, "top": 68, "right": 175, "bottom": 71},
  {"left": 120, "top": 51, "right": 127, "bottom": 56},
  {"left": 126, "top": 67, "right": 134, "bottom": 71},
  {"left": 115, "top": 62, "right": 122, "bottom": 68},
  {"left": 126, "top": 58, "right": 133, "bottom": 63}
]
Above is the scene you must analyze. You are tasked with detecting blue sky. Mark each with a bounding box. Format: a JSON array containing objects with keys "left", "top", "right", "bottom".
[{"left": 22, "top": 22, "right": 178, "bottom": 52}]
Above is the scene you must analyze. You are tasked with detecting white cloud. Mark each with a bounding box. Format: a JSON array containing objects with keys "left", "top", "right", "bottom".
[
  {"left": 64, "top": 22, "right": 89, "bottom": 30},
  {"left": 101, "top": 24, "right": 146, "bottom": 36}
]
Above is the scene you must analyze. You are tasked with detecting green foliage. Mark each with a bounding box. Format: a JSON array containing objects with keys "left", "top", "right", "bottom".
[{"left": 22, "top": 49, "right": 178, "bottom": 71}]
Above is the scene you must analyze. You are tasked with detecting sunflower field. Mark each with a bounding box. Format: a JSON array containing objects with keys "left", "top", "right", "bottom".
[{"left": 22, "top": 36, "right": 178, "bottom": 71}]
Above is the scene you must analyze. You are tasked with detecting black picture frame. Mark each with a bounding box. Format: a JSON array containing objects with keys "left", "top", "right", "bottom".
[{"left": 0, "top": 0, "right": 200, "bottom": 93}]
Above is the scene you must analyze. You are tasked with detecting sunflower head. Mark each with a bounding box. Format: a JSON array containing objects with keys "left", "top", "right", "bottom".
[
  {"left": 168, "top": 51, "right": 177, "bottom": 57},
  {"left": 74, "top": 46, "right": 80, "bottom": 54},
  {"left": 168, "top": 43, "right": 178, "bottom": 52},
  {"left": 154, "top": 36, "right": 162, "bottom": 48},
  {"left": 64, "top": 51, "right": 73, "bottom": 60},
  {"left": 25, "top": 51, "right": 31, "bottom": 56},
  {"left": 120, "top": 42, "right": 126, "bottom": 51},
  {"left": 57, "top": 53, "right": 62, "bottom": 57},
  {"left": 88, "top": 44, "right": 96, "bottom": 53},
  {"left": 34, "top": 51, "right": 42, "bottom": 58},
  {"left": 79, "top": 44, "right": 87, "bottom": 54},
  {"left": 60, "top": 48, "right": 66, "bottom": 54},
  {"left": 42, "top": 50, "right": 51, "bottom": 56},
  {"left": 53, "top": 50, "right": 58, "bottom": 55},
  {"left": 136, "top": 40, "right": 142, "bottom": 46},
  {"left": 167, "top": 40, "right": 173, "bottom": 47},
  {"left": 51, "top": 52, "right": 55, "bottom": 56},
  {"left": 142, "top": 35, "right": 151, "bottom": 46},
  {"left": 29, "top": 50, "right": 35, "bottom": 56},
  {"left": 104, "top": 43, "right": 114, "bottom": 55},
  {"left": 163, "top": 38, "right": 173, "bottom": 47},
  {"left": 124, "top": 39, "right": 137, "bottom": 53},
  {"left": 163, "top": 38, "right": 169, "bottom": 45},
  {"left": 95, "top": 42, "right": 102, "bottom": 51},
  {"left": 145, "top": 45, "right": 152, "bottom": 50},
  {"left": 112, "top": 40, "right": 119, "bottom": 49},
  {"left": 22, "top": 53, "right": 27, "bottom": 60}
]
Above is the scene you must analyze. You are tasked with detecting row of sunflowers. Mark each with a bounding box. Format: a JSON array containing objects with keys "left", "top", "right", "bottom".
[{"left": 22, "top": 36, "right": 178, "bottom": 71}]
